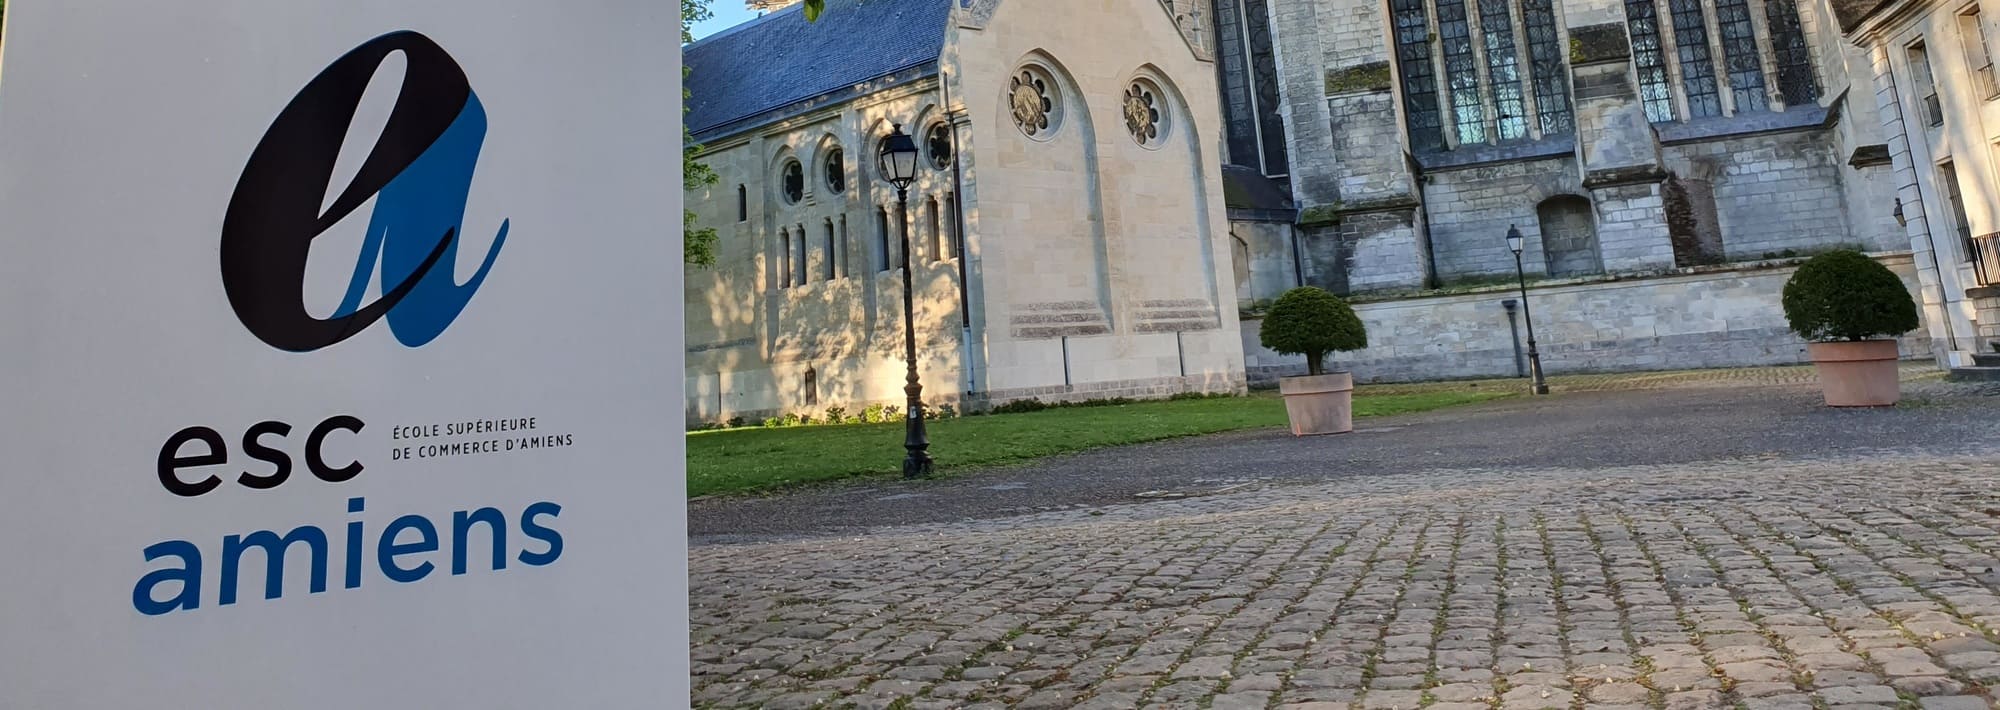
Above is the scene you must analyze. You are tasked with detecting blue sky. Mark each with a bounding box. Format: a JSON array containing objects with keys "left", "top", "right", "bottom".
[{"left": 690, "top": 4, "right": 765, "bottom": 41}]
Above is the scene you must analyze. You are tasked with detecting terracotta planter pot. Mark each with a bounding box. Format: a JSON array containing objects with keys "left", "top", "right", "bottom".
[
  {"left": 1807, "top": 339, "right": 1902, "bottom": 407},
  {"left": 1278, "top": 372, "right": 1354, "bottom": 436}
]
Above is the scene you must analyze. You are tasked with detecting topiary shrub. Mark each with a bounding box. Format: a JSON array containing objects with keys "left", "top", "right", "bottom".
[
  {"left": 1780, "top": 250, "right": 1919, "bottom": 342},
  {"left": 1258, "top": 286, "right": 1368, "bottom": 375}
]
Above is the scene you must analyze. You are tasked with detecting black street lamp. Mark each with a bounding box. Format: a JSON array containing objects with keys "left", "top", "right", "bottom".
[
  {"left": 1506, "top": 225, "right": 1551, "bottom": 396},
  {"left": 878, "top": 124, "right": 934, "bottom": 478}
]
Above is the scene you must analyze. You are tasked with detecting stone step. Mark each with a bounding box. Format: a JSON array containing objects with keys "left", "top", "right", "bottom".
[
  {"left": 1974, "top": 352, "right": 2000, "bottom": 368},
  {"left": 1948, "top": 366, "right": 2000, "bottom": 382}
]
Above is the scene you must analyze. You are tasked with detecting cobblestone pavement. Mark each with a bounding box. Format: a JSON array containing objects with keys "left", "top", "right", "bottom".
[{"left": 692, "top": 371, "right": 2000, "bottom": 709}]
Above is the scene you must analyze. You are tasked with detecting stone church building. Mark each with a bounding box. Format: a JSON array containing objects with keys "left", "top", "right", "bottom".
[
  {"left": 683, "top": 0, "right": 1246, "bottom": 423},
  {"left": 684, "top": 0, "right": 1963, "bottom": 423}
]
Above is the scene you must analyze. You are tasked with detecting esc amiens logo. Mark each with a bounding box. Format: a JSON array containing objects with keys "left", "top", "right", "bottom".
[{"left": 220, "top": 31, "right": 508, "bottom": 352}]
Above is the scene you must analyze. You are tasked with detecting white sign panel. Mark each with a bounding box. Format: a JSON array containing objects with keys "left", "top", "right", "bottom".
[{"left": 0, "top": 2, "right": 686, "bottom": 707}]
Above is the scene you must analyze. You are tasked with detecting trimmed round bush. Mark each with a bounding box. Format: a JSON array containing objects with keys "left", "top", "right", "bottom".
[
  {"left": 1258, "top": 287, "right": 1367, "bottom": 375},
  {"left": 1780, "top": 250, "right": 1919, "bottom": 342}
]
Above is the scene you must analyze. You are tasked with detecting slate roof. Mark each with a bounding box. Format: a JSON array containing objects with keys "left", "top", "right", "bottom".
[
  {"left": 1829, "top": 0, "right": 1896, "bottom": 33},
  {"left": 1221, "top": 165, "right": 1292, "bottom": 211},
  {"left": 685, "top": 0, "right": 954, "bottom": 142}
]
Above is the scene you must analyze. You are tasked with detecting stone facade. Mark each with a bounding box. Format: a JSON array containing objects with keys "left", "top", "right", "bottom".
[
  {"left": 1240, "top": 0, "right": 1914, "bottom": 283},
  {"left": 1243, "top": 253, "right": 1934, "bottom": 384},
  {"left": 684, "top": 0, "right": 1246, "bottom": 424},
  {"left": 1840, "top": 0, "right": 2000, "bottom": 362},
  {"left": 684, "top": 0, "right": 1968, "bottom": 425},
  {"left": 1208, "top": 0, "right": 1938, "bottom": 372}
]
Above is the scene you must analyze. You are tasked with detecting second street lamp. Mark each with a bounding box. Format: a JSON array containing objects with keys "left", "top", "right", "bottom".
[
  {"left": 1506, "top": 225, "right": 1551, "bottom": 396},
  {"left": 877, "top": 124, "right": 934, "bottom": 478}
]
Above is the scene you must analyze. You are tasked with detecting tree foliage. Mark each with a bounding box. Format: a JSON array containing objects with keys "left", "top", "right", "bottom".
[
  {"left": 1780, "top": 249, "right": 1920, "bottom": 342},
  {"left": 682, "top": 0, "right": 720, "bottom": 266},
  {"left": 1258, "top": 287, "right": 1367, "bottom": 376},
  {"left": 682, "top": 0, "right": 827, "bottom": 266}
]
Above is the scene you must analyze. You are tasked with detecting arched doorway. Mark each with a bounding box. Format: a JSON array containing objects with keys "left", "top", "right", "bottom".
[{"left": 1537, "top": 196, "right": 1602, "bottom": 277}]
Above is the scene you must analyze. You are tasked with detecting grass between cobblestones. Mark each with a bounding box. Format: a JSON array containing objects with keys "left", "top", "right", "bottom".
[{"left": 686, "top": 389, "right": 1513, "bottom": 497}]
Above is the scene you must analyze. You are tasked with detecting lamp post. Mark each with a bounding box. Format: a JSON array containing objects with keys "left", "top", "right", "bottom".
[
  {"left": 1506, "top": 225, "right": 1551, "bottom": 395},
  {"left": 878, "top": 124, "right": 934, "bottom": 479}
]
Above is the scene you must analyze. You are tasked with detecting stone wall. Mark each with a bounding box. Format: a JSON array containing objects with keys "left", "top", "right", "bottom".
[
  {"left": 1242, "top": 253, "right": 1932, "bottom": 384},
  {"left": 1423, "top": 156, "right": 1582, "bottom": 281},
  {"left": 1229, "top": 220, "right": 1299, "bottom": 309},
  {"left": 956, "top": 0, "right": 1246, "bottom": 399},
  {"left": 1662, "top": 130, "right": 1854, "bottom": 260},
  {"left": 682, "top": 78, "right": 972, "bottom": 427}
]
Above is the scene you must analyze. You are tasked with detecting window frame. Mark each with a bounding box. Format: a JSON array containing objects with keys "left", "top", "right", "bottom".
[
  {"left": 823, "top": 148, "right": 846, "bottom": 194},
  {"left": 1959, "top": 4, "right": 2000, "bottom": 101},
  {"left": 778, "top": 228, "right": 794, "bottom": 289},
  {"left": 1393, "top": 0, "right": 1574, "bottom": 151},
  {"left": 822, "top": 218, "right": 837, "bottom": 282},
  {"left": 1939, "top": 159, "right": 1976, "bottom": 262},
  {"left": 779, "top": 158, "right": 805, "bottom": 205},
  {"left": 1620, "top": 0, "right": 1817, "bottom": 123},
  {"left": 1908, "top": 39, "right": 1946, "bottom": 128}
]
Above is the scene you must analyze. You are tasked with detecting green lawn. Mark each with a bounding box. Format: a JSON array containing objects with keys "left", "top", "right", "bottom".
[{"left": 687, "top": 390, "right": 1511, "bottom": 497}]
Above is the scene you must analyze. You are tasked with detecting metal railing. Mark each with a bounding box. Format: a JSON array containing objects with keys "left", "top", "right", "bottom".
[{"left": 1973, "top": 232, "right": 2000, "bottom": 286}]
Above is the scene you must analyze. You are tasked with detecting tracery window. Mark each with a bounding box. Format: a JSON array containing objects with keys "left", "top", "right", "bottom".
[
  {"left": 1480, "top": 0, "right": 1527, "bottom": 142},
  {"left": 1627, "top": 0, "right": 1677, "bottom": 122},
  {"left": 1212, "top": 0, "right": 1289, "bottom": 175},
  {"left": 1714, "top": 0, "right": 1765, "bottom": 113},
  {"left": 1391, "top": 0, "right": 1444, "bottom": 152},
  {"left": 1523, "top": 0, "right": 1571, "bottom": 134},
  {"left": 1438, "top": 0, "right": 1487, "bottom": 145},
  {"left": 1765, "top": 0, "right": 1819, "bottom": 105},
  {"left": 1392, "top": 0, "right": 1571, "bottom": 150},
  {"left": 1669, "top": 0, "right": 1722, "bottom": 118},
  {"left": 924, "top": 123, "right": 953, "bottom": 170},
  {"left": 1125, "top": 81, "right": 1169, "bottom": 147},
  {"left": 780, "top": 159, "right": 804, "bottom": 204},
  {"left": 1623, "top": 0, "right": 1819, "bottom": 122},
  {"left": 824, "top": 148, "right": 846, "bottom": 194},
  {"left": 1009, "top": 66, "right": 1062, "bottom": 139}
]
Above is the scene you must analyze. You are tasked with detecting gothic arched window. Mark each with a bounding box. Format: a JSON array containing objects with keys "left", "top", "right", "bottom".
[
  {"left": 1621, "top": 0, "right": 1819, "bottom": 122},
  {"left": 824, "top": 148, "right": 846, "bottom": 194},
  {"left": 1213, "top": 0, "right": 1290, "bottom": 175},
  {"left": 779, "top": 159, "right": 804, "bottom": 204},
  {"left": 1392, "top": 0, "right": 1570, "bottom": 151}
]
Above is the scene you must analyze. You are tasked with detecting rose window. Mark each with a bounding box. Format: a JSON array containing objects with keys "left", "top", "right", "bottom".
[
  {"left": 1010, "top": 69, "right": 1056, "bottom": 138},
  {"left": 1125, "top": 83, "right": 1165, "bottom": 146}
]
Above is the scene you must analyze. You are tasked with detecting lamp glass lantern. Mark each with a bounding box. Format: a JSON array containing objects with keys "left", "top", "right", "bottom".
[
  {"left": 879, "top": 122, "right": 934, "bottom": 479},
  {"left": 878, "top": 124, "right": 920, "bottom": 189},
  {"left": 1503, "top": 223, "right": 1550, "bottom": 396}
]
